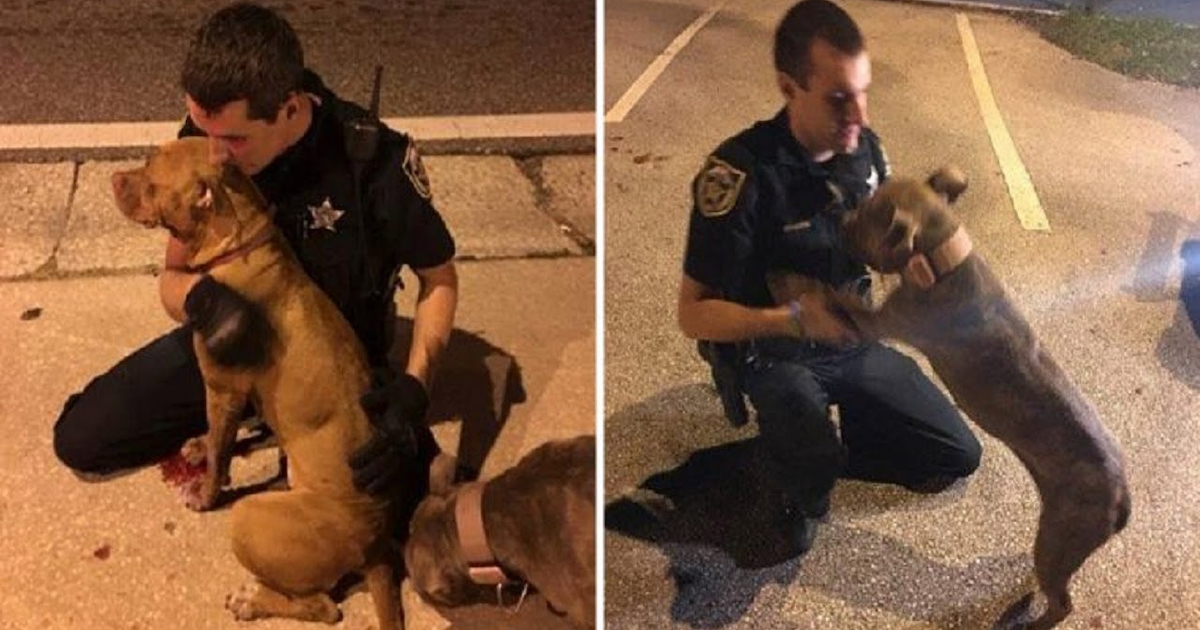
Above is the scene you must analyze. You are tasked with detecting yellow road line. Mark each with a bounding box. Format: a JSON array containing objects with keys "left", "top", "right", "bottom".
[
  {"left": 955, "top": 13, "right": 1050, "bottom": 231},
  {"left": 605, "top": 0, "right": 728, "bottom": 123}
]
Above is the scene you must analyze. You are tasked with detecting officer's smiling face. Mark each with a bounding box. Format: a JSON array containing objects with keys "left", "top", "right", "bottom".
[
  {"left": 184, "top": 95, "right": 300, "bottom": 176},
  {"left": 779, "top": 37, "right": 871, "bottom": 162}
]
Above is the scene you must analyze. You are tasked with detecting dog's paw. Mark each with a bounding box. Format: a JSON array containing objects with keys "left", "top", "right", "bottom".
[
  {"left": 225, "top": 584, "right": 262, "bottom": 621},
  {"left": 991, "top": 592, "right": 1038, "bottom": 630},
  {"left": 184, "top": 476, "right": 223, "bottom": 512},
  {"left": 181, "top": 437, "right": 207, "bottom": 466}
]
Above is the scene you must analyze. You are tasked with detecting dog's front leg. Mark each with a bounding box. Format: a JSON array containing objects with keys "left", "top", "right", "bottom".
[{"left": 186, "top": 379, "right": 250, "bottom": 512}]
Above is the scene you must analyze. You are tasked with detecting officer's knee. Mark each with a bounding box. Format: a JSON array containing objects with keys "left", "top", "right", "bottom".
[
  {"left": 52, "top": 394, "right": 110, "bottom": 475},
  {"left": 947, "top": 432, "right": 983, "bottom": 478}
]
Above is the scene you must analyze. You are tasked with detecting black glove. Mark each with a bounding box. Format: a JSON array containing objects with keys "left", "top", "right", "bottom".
[
  {"left": 351, "top": 371, "right": 430, "bottom": 496},
  {"left": 184, "top": 275, "right": 270, "bottom": 367}
]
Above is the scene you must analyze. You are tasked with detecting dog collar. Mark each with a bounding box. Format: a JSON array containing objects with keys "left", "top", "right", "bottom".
[
  {"left": 902, "top": 226, "right": 973, "bottom": 290},
  {"left": 455, "top": 481, "right": 514, "bottom": 586},
  {"left": 190, "top": 227, "right": 276, "bottom": 273}
]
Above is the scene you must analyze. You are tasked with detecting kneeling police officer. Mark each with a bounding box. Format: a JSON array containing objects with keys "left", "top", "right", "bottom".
[{"left": 678, "top": 0, "right": 982, "bottom": 552}]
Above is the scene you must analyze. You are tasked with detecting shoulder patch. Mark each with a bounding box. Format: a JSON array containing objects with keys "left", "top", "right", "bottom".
[
  {"left": 403, "top": 142, "right": 432, "bottom": 200},
  {"left": 695, "top": 155, "right": 747, "bottom": 218}
]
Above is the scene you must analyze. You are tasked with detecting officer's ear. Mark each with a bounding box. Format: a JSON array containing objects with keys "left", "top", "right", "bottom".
[
  {"left": 777, "top": 72, "right": 800, "bottom": 100},
  {"left": 278, "top": 92, "right": 302, "bottom": 122}
]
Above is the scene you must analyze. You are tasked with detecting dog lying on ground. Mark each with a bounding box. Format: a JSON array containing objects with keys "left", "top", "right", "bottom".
[
  {"left": 404, "top": 434, "right": 596, "bottom": 629},
  {"left": 112, "top": 137, "right": 406, "bottom": 629},
  {"left": 770, "top": 167, "right": 1130, "bottom": 630}
]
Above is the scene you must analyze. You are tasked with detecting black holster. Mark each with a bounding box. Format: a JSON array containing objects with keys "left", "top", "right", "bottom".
[{"left": 698, "top": 340, "right": 750, "bottom": 428}]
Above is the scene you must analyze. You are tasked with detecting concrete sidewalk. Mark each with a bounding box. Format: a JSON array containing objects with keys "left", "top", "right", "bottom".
[
  {"left": 0, "top": 153, "right": 594, "bottom": 279},
  {"left": 0, "top": 152, "right": 595, "bottom": 629}
]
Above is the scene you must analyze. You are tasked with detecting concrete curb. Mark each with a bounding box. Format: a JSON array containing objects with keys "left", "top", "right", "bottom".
[{"left": 0, "top": 153, "right": 595, "bottom": 281}]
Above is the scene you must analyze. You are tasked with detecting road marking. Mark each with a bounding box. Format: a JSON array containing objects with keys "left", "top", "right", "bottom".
[
  {"left": 955, "top": 13, "right": 1050, "bottom": 231},
  {"left": 605, "top": 0, "right": 728, "bottom": 123},
  {"left": 0, "top": 112, "right": 595, "bottom": 150}
]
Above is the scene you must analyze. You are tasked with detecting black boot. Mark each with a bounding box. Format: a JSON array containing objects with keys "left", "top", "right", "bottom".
[{"left": 777, "top": 500, "right": 820, "bottom": 555}]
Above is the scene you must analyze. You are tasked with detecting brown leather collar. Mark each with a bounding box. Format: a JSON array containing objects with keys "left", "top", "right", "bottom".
[
  {"left": 901, "top": 226, "right": 973, "bottom": 290},
  {"left": 454, "top": 481, "right": 514, "bottom": 586},
  {"left": 189, "top": 226, "right": 276, "bottom": 273}
]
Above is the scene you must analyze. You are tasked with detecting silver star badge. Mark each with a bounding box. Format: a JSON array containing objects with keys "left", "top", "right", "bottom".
[{"left": 307, "top": 197, "right": 345, "bottom": 232}]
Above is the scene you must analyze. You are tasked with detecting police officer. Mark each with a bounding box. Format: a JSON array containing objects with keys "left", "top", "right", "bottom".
[
  {"left": 678, "top": 0, "right": 982, "bottom": 552},
  {"left": 53, "top": 2, "right": 453, "bottom": 498}
]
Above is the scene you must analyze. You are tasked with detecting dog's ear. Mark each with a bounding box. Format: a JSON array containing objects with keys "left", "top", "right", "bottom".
[
  {"left": 926, "top": 166, "right": 968, "bottom": 204},
  {"left": 428, "top": 452, "right": 457, "bottom": 497},
  {"left": 884, "top": 205, "right": 917, "bottom": 262},
  {"left": 197, "top": 181, "right": 214, "bottom": 210}
]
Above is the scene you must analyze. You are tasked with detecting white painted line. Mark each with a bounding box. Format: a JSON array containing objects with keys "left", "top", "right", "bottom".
[
  {"left": 899, "top": 0, "right": 1061, "bottom": 17},
  {"left": 605, "top": 0, "right": 728, "bottom": 123},
  {"left": 0, "top": 112, "right": 595, "bottom": 150},
  {"left": 956, "top": 13, "right": 1050, "bottom": 231}
]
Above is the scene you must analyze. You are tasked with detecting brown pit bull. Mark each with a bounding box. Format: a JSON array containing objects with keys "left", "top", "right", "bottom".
[
  {"left": 775, "top": 167, "right": 1130, "bottom": 630},
  {"left": 112, "top": 137, "right": 404, "bottom": 629},
  {"left": 404, "top": 434, "right": 596, "bottom": 630}
]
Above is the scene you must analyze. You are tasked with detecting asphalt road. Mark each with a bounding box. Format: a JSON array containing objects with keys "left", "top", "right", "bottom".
[
  {"left": 0, "top": 0, "right": 594, "bottom": 124},
  {"left": 605, "top": 0, "right": 1200, "bottom": 628}
]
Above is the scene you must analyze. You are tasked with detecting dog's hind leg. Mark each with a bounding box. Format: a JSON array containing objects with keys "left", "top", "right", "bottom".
[
  {"left": 1027, "top": 484, "right": 1123, "bottom": 630},
  {"left": 227, "top": 490, "right": 373, "bottom": 622}
]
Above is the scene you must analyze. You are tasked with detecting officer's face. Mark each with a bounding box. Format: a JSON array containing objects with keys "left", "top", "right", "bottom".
[
  {"left": 780, "top": 38, "right": 871, "bottom": 161},
  {"left": 184, "top": 96, "right": 296, "bottom": 176}
]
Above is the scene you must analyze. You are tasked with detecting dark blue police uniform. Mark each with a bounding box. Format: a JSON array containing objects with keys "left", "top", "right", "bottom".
[
  {"left": 685, "top": 110, "right": 981, "bottom": 518},
  {"left": 53, "top": 70, "right": 455, "bottom": 474}
]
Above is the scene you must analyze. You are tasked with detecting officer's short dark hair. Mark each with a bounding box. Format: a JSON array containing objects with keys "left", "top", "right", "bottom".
[
  {"left": 181, "top": 2, "right": 305, "bottom": 121},
  {"left": 774, "top": 0, "right": 864, "bottom": 89}
]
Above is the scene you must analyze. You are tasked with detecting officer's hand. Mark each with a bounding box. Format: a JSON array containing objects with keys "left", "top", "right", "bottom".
[
  {"left": 184, "top": 275, "right": 270, "bottom": 366},
  {"left": 350, "top": 371, "right": 429, "bottom": 496},
  {"left": 786, "top": 293, "right": 861, "bottom": 345}
]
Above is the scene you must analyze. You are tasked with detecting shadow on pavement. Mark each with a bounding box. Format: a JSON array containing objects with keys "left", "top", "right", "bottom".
[
  {"left": 606, "top": 384, "right": 1031, "bottom": 629},
  {"left": 392, "top": 317, "right": 527, "bottom": 479}
]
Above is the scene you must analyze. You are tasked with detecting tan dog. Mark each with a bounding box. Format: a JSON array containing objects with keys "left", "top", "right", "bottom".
[
  {"left": 112, "top": 137, "right": 403, "bottom": 629},
  {"left": 405, "top": 435, "right": 596, "bottom": 629},
  {"left": 776, "top": 167, "right": 1129, "bottom": 630}
]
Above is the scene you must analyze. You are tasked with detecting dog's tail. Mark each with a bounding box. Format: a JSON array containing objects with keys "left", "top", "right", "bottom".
[{"left": 364, "top": 555, "right": 403, "bottom": 630}]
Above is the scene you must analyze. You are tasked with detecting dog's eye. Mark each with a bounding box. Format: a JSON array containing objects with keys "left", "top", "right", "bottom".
[{"left": 884, "top": 224, "right": 906, "bottom": 248}]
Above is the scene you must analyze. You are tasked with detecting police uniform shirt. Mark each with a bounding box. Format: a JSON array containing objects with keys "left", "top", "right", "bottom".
[
  {"left": 684, "top": 109, "right": 889, "bottom": 308},
  {"left": 180, "top": 69, "right": 455, "bottom": 365}
]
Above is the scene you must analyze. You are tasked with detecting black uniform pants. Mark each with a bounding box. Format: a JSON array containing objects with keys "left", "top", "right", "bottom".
[
  {"left": 741, "top": 338, "right": 982, "bottom": 514},
  {"left": 53, "top": 327, "right": 210, "bottom": 474}
]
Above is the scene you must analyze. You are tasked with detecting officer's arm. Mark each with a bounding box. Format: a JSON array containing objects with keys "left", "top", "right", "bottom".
[
  {"left": 159, "top": 237, "right": 202, "bottom": 323},
  {"left": 401, "top": 260, "right": 458, "bottom": 389},
  {"left": 677, "top": 274, "right": 793, "bottom": 342}
]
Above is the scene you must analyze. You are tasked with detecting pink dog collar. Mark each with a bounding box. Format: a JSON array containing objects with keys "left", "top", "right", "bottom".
[
  {"left": 455, "top": 481, "right": 513, "bottom": 586},
  {"left": 902, "top": 226, "right": 973, "bottom": 290}
]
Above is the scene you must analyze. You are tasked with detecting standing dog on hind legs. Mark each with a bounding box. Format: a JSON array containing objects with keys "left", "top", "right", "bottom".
[
  {"left": 113, "top": 136, "right": 420, "bottom": 629},
  {"left": 772, "top": 166, "right": 1131, "bottom": 630}
]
